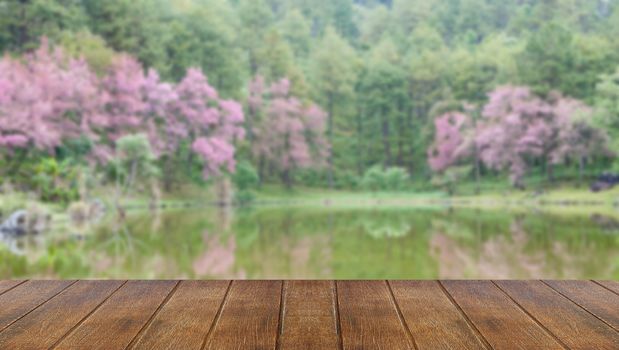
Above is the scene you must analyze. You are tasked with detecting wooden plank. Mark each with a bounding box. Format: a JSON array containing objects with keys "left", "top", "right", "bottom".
[
  {"left": 204, "top": 280, "right": 282, "bottom": 350},
  {"left": 0, "top": 280, "right": 125, "bottom": 349},
  {"left": 595, "top": 280, "right": 619, "bottom": 295},
  {"left": 130, "top": 280, "right": 230, "bottom": 350},
  {"left": 390, "top": 281, "right": 487, "bottom": 350},
  {"left": 544, "top": 280, "right": 619, "bottom": 331},
  {"left": 337, "top": 281, "right": 414, "bottom": 350},
  {"left": 0, "top": 280, "right": 25, "bottom": 295},
  {"left": 53, "top": 280, "right": 177, "bottom": 350},
  {"left": 442, "top": 280, "right": 564, "bottom": 350},
  {"left": 0, "top": 280, "right": 74, "bottom": 332},
  {"left": 496, "top": 280, "right": 619, "bottom": 350},
  {"left": 278, "top": 280, "right": 340, "bottom": 350}
]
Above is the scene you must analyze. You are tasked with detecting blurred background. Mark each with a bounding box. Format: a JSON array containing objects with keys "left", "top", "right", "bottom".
[{"left": 0, "top": 0, "right": 618, "bottom": 279}]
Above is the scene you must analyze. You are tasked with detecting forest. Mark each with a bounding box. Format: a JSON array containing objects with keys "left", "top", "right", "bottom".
[{"left": 2, "top": 0, "right": 619, "bottom": 205}]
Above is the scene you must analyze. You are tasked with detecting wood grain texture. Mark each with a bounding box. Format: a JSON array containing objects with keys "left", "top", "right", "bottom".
[
  {"left": 596, "top": 280, "right": 619, "bottom": 295},
  {"left": 544, "top": 280, "right": 619, "bottom": 331},
  {"left": 390, "top": 281, "right": 487, "bottom": 350},
  {"left": 53, "top": 280, "right": 177, "bottom": 350},
  {"left": 442, "top": 280, "right": 565, "bottom": 350},
  {"left": 130, "top": 280, "right": 230, "bottom": 350},
  {"left": 0, "top": 280, "right": 25, "bottom": 295},
  {"left": 204, "top": 280, "right": 282, "bottom": 350},
  {"left": 496, "top": 280, "right": 619, "bottom": 350},
  {"left": 0, "top": 280, "right": 74, "bottom": 332},
  {"left": 278, "top": 280, "right": 340, "bottom": 350},
  {"left": 0, "top": 280, "right": 124, "bottom": 350},
  {"left": 0, "top": 280, "right": 616, "bottom": 350},
  {"left": 337, "top": 281, "right": 414, "bottom": 350}
]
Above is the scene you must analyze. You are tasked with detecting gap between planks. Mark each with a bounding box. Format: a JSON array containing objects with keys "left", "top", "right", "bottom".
[
  {"left": 541, "top": 280, "right": 619, "bottom": 333},
  {"left": 125, "top": 280, "right": 182, "bottom": 349},
  {"left": 386, "top": 280, "right": 419, "bottom": 350},
  {"left": 333, "top": 281, "right": 344, "bottom": 350},
  {"left": 199, "top": 280, "right": 233, "bottom": 350},
  {"left": 0, "top": 280, "right": 78, "bottom": 334},
  {"left": 491, "top": 281, "right": 570, "bottom": 350},
  {"left": 436, "top": 281, "right": 493, "bottom": 350},
  {"left": 48, "top": 280, "right": 128, "bottom": 350}
]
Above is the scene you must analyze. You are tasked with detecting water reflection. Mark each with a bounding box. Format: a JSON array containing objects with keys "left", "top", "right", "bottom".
[
  {"left": 193, "top": 230, "right": 244, "bottom": 278},
  {"left": 1, "top": 207, "right": 618, "bottom": 279}
]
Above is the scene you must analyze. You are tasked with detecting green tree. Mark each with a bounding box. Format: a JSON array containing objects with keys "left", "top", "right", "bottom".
[
  {"left": 518, "top": 23, "right": 575, "bottom": 97},
  {"left": 406, "top": 23, "right": 449, "bottom": 175},
  {"left": 237, "top": 0, "right": 273, "bottom": 75},
  {"left": 279, "top": 9, "right": 311, "bottom": 58},
  {"left": 165, "top": 6, "right": 242, "bottom": 95},
  {"left": 595, "top": 67, "right": 619, "bottom": 164},
  {"left": 114, "top": 134, "right": 158, "bottom": 191},
  {"left": 310, "top": 27, "right": 358, "bottom": 187},
  {"left": 58, "top": 30, "right": 116, "bottom": 74},
  {"left": 82, "top": 0, "right": 170, "bottom": 75},
  {"left": 0, "top": 0, "right": 87, "bottom": 52},
  {"left": 358, "top": 38, "right": 409, "bottom": 169},
  {"left": 232, "top": 160, "right": 259, "bottom": 205}
]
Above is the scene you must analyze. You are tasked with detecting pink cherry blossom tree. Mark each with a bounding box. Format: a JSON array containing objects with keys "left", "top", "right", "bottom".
[
  {"left": 170, "top": 68, "right": 245, "bottom": 179},
  {"left": 428, "top": 112, "right": 470, "bottom": 173},
  {"left": 249, "top": 76, "right": 329, "bottom": 187},
  {"left": 0, "top": 38, "right": 104, "bottom": 176},
  {"left": 95, "top": 59, "right": 244, "bottom": 183},
  {"left": 1, "top": 39, "right": 245, "bottom": 189},
  {"left": 475, "top": 86, "right": 551, "bottom": 187},
  {"left": 475, "top": 86, "right": 608, "bottom": 187}
]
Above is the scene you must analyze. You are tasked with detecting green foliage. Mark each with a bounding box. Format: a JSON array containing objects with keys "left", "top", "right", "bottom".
[
  {"left": 58, "top": 30, "right": 116, "bottom": 74},
  {"left": 595, "top": 66, "right": 619, "bottom": 167},
  {"left": 0, "top": 0, "right": 88, "bottom": 52},
  {"left": 430, "top": 165, "right": 472, "bottom": 196},
  {"left": 31, "top": 158, "right": 80, "bottom": 203},
  {"left": 82, "top": 0, "right": 170, "bottom": 75},
  {"left": 232, "top": 160, "right": 259, "bottom": 205},
  {"left": 165, "top": 4, "right": 242, "bottom": 94},
  {"left": 112, "top": 134, "right": 159, "bottom": 192},
  {"left": 518, "top": 23, "right": 575, "bottom": 96},
  {"left": 361, "top": 165, "right": 409, "bottom": 191},
  {"left": 0, "top": 247, "right": 28, "bottom": 278},
  {"left": 2, "top": 0, "right": 619, "bottom": 193}
]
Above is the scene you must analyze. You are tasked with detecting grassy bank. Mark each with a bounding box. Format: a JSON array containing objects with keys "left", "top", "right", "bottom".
[
  {"left": 252, "top": 183, "right": 619, "bottom": 213},
  {"left": 3, "top": 182, "right": 619, "bottom": 223}
]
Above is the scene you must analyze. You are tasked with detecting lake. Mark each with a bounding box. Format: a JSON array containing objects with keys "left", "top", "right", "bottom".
[{"left": 1, "top": 206, "right": 618, "bottom": 279}]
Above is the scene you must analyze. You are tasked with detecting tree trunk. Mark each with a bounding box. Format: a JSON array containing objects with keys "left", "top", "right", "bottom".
[
  {"left": 257, "top": 156, "right": 265, "bottom": 187},
  {"left": 578, "top": 156, "right": 585, "bottom": 185},
  {"left": 17, "top": 0, "right": 29, "bottom": 48},
  {"left": 126, "top": 159, "right": 137, "bottom": 192},
  {"left": 546, "top": 161, "right": 554, "bottom": 182},
  {"left": 326, "top": 94, "right": 334, "bottom": 189},
  {"left": 356, "top": 105, "right": 364, "bottom": 176},
  {"left": 397, "top": 109, "right": 404, "bottom": 167},
  {"left": 381, "top": 108, "right": 391, "bottom": 168},
  {"left": 163, "top": 156, "right": 173, "bottom": 192},
  {"left": 282, "top": 168, "right": 292, "bottom": 189}
]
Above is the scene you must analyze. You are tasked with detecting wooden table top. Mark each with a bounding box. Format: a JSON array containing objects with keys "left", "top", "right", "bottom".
[{"left": 0, "top": 280, "right": 617, "bottom": 349}]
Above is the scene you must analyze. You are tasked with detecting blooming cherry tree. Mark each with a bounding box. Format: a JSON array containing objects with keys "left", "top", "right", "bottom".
[
  {"left": 0, "top": 39, "right": 245, "bottom": 184},
  {"left": 0, "top": 39, "right": 103, "bottom": 153},
  {"left": 474, "top": 86, "right": 607, "bottom": 187},
  {"left": 249, "top": 76, "right": 329, "bottom": 186},
  {"left": 428, "top": 112, "right": 470, "bottom": 173}
]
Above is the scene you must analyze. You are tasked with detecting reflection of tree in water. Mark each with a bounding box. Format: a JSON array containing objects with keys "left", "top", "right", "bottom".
[
  {"left": 231, "top": 209, "right": 333, "bottom": 278},
  {"left": 360, "top": 215, "right": 411, "bottom": 239},
  {"left": 193, "top": 230, "right": 245, "bottom": 278},
  {"left": 430, "top": 215, "right": 616, "bottom": 279}
]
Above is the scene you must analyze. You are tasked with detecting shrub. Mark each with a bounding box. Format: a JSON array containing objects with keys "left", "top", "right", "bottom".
[
  {"left": 361, "top": 165, "right": 410, "bottom": 191},
  {"left": 232, "top": 161, "right": 259, "bottom": 205}
]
